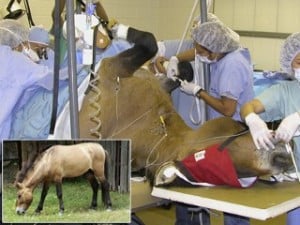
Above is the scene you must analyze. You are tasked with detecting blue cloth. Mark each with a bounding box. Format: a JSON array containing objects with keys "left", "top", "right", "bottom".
[
  {"left": 287, "top": 207, "right": 300, "bottom": 225},
  {"left": 223, "top": 213, "right": 250, "bottom": 225},
  {"left": 10, "top": 39, "right": 132, "bottom": 139},
  {"left": 208, "top": 48, "right": 254, "bottom": 121},
  {"left": 253, "top": 71, "right": 287, "bottom": 96},
  {"left": 0, "top": 45, "right": 53, "bottom": 139},
  {"left": 175, "top": 203, "right": 210, "bottom": 225}
]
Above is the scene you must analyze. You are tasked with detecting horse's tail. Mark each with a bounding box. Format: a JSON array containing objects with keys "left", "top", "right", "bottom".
[
  {"left": 104, "top": 150, "right": 110, "bottom": 180},
  {"left": 103, "top": 149, "right": 112, "bottom": 209}
]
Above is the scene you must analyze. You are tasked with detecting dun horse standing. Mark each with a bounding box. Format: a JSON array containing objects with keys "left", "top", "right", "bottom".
[{"left": 15, "top": 142, "right": 112, "bottom": 214}]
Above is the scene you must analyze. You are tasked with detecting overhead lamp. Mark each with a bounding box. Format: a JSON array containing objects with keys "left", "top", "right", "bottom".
[{"left": 4, "top": 0, "right": 25, "bottom": 20}]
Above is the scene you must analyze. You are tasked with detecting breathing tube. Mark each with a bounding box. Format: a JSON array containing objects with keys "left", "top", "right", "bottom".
[{"left": 176, "top": 0, "right": 202, "bottom": 126}]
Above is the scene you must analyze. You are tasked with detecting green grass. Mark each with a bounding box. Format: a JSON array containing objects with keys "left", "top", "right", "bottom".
[{"left": 3, "top": 178, "right": 130, "bottom": 223}]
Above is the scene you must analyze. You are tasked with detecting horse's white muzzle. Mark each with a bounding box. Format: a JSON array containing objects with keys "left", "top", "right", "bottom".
[{"left": 16, "top": 206, "right": 26, "bottom": 215}]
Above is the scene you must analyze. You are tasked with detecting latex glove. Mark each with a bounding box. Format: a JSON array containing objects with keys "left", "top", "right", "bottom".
[
  {"left": 245, "top": 113, "right": 275, "bottom": 150},
  {"left": 275, "top": 112, "right": 300, "bottom": 143},
  {"left": 180, "top": 80, "right": 202, "bottom": 96},
  {"left": 166, "top": 56, "right": 179, "bottom": 80}
]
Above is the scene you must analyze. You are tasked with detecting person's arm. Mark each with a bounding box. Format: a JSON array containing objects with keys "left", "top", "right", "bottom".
[
  {"left": 240, "top": 99, "right": 266, "bottom": 120},
  {"left": 167, "top": 49, "right": 195, "bottom": 79},
  {"left": 240, "top": 99, "right": 275, "bottom": 150},
  {"left": 175, "top": 48, "right": 195, "bottom": 62},
  {"left": 196, "top": 91, "right": 237, "bottom": 117}
]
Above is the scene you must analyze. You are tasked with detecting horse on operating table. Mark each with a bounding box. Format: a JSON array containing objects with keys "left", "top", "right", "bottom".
[{"left": 78, "top": 25, "right": 293, "bottom": 186}]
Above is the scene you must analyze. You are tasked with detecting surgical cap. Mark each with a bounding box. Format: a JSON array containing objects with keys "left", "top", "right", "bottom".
[
  {"left": 191, "top": 21, "right": 240, "bottom": 53},
  {"left": 0, "top": 19, "right": 29, "bottom": 48},
  {"left": 280, "top": 32, "right": 300, "bottom": 75},
  {"left": 29, "top": 26, "right": 49, "bottom": 46},
  {"left": 193, "top": 13, "right": 221, "bottom": 25}
]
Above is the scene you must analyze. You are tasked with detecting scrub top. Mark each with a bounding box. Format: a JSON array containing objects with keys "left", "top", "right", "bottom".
[
  {"left": 257, "top": 80, "right": 300, "bottom": 168},
  {"left": 208, "top": 48, "right": 254, "bottom": 121},
  {"left": 0, "top": 45, "right": 53, "bottom": 139}
]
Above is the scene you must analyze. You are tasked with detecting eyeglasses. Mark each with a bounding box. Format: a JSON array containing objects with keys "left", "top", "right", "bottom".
[{"left": 31, "top": 47, "right": 48, "bottom": 60}]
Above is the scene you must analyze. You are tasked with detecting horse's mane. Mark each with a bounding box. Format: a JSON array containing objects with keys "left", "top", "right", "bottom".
[{"left": 15, "top": 145, "right": 53, "bottom": 183}]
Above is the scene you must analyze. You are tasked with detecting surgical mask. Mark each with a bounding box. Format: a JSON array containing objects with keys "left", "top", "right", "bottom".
[
  {"left": 196, "top": 54, "right": 217, "bottom": 64},
  {"left": 22, "top": 46, "right": 40, "bottom": 63},
  {"left": 294, "top": 68, "right": 300, "bottom": 82}
]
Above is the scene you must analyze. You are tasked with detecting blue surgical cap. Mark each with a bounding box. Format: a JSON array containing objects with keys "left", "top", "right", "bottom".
[
  {"left": 29, "top": 26, "right": 49, "bottom": 46},
  {"left": 280, "top": 32, "right": 300, "bottom": 75},
  {"left": 0, "top": 19, "right": 29, "bottom": 48},
  {"left": 191, "top": 21, "right": 240, "bottom": 53}
]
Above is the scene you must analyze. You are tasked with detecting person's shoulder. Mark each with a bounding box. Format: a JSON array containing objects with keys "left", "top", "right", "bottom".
[
  {"left": 0, "top": 45, "right": 20, "bottom": 60},
  {"left": 278, "top": 79, "right": 300, "bottom": 89},
  {"left": 0, "top": 45, "right": 12, "bottom": 52}
]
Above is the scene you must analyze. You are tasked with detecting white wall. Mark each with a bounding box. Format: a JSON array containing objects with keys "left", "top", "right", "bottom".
[
  {"left": 214, "top": 0, "right": 300, "bottom": 71},
  {"left": 1, "top": 0, "right": 299, "bottom": 71}
]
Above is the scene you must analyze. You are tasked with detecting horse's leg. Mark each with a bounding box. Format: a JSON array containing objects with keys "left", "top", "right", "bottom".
[
  {"left": 100, "top": 179, "right": 112, "bottom": 210},
  {"left": 55, "top": 182, "right": 64, "bottom": 214},
  {"left": 86, "top": 171, "right": 99, "bottom": 209},
  {"left": 35, "top": 182, "right": 50, "bottom": 213}
]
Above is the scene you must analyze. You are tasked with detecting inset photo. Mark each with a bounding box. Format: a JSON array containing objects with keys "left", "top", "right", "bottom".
[{"left": 2, "top": 139, "right": 131, "bottom": 224}]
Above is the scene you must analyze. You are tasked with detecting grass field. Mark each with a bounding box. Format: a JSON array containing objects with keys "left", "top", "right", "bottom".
[{"left": 3, "top": 177, "right": 130, "bottom": 223}]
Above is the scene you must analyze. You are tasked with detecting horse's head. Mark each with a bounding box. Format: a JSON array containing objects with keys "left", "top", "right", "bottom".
[
  {"left": 250, "top": 141, "right": 293, "bottom": 176},
  {"left": 15, "top": 182, "right": 33, "bottom": 214}
]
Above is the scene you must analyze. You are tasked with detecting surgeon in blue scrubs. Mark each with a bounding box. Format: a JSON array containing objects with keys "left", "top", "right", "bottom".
[
  {"left": 0, "top": 19, "right": 54, "bottom": 139},
  {"left": 28, "top": 26, "right": 54, "bottom": 68},
  {"left": 167, "top": 21, "right": 254, "bottom": 225}
]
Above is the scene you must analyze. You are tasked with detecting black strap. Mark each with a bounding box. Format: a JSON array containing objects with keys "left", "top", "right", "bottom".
[
  {"left": 257, "top": 176, "right": 278, "bottom": 185},
  {"left": 218, "top": 122, "right": 249, "bottom": 151}
]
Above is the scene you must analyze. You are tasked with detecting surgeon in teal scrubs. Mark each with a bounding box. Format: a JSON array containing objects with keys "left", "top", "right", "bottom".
[{"left": 241, "top": 32, "right": 300, "bottom": 225}]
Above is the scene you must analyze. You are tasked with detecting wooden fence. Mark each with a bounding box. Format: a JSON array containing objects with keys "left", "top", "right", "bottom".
[{"left": 3, "top": 140, "right": 130, "bottom": 193}]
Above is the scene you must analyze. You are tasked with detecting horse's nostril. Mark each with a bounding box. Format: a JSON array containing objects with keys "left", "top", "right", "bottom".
[{"left": 272, "top": 153, "right": 292, "bottom": 170}]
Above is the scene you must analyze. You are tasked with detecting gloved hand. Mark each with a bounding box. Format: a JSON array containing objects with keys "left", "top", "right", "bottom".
[
  {"left": 275, "top": 112, "right": 300, "bottom": 143},
  {"left": 166, "top": 56, "right": 179, "bottom": 80},
  {"left": 245, "top": 113, "right": 275, "bottom": 150},
  {"left": 180, "top": 80, "right": 202, "bottom": 96}
]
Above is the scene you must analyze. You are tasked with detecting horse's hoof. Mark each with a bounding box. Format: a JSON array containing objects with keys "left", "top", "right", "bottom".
[
  {"left": 89, "top": 206, "right": 97, "bottom": 210},
  {"left": 154, "top": 161, "right": 177, "bottom": 186},
  {"left": 35, "top": 209, "right": 41, "bottom": 214},
  {"left": 106, "top": 206, "right": 112, "bottom": 211},
  {"left": 58, "top": 210, "right": 64, "bottom": 216}
]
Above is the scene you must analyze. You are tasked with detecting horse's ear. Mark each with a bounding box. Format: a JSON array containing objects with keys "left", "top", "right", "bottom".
[{"left": 15, "top": 182, "right": 24, "bottom": 189}]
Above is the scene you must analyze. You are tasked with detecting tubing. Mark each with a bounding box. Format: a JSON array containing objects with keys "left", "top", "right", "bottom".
[{"left": 176, "top": 0, "right": 198, "bottom": 55}]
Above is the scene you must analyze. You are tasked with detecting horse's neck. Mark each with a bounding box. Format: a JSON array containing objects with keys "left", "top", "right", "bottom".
[{"left": 23, "top": 155, "right": 48, "bottom": 189}]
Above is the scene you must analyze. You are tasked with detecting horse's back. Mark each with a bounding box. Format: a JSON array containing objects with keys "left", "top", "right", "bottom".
[{"left": 49, "top": 143, "right": 106, "bottom": 178}]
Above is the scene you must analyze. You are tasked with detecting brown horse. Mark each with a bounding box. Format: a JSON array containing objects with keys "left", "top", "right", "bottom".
[
  {"left": 15, "top": 142, "right": 112, "bottom": 214},
  {"left": 79, "top": 26, "right": 293, "bottom": 186}
]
